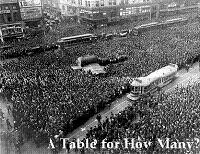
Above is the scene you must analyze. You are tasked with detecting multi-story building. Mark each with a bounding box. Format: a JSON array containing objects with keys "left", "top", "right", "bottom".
[
  {"left": 58, "top": 0, "right": 199, "bottom": 25},
  {"left": 0, "top": 0, "right": 24, "bottom": 43},
  {"left": 18, "top": 0, "right": 43, "bottom": 28},
  {"left": 59, "top": 0, "right": 152, "bottom": 18},
  {"left": 43, "top": 0, "right": 61, "bottom": 20}
]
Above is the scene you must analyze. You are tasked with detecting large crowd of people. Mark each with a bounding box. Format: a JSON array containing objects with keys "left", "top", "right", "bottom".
[
  {"left": 84, "top": 82, "right": 200, "bottom": 153},
  {"left": 0, "top": 5, "right": 200, "bottom": 153}
]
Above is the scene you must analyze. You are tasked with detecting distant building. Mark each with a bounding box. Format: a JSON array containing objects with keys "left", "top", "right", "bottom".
[
  {"left": 43, "top": 0, "right": 61, "bottom": 20},
  {"left": 58, "top": 0, "right": 199, "bottom": 25},
  {"left": 0, "top": 0, "right": 21, "bottom": 25},
  {"left": 18, "top": 0, "right": 43, "bottom": 27},
  {"left": 59, "top": 0, "right": 152, "bottom": 17},
  {"left": 0, "top": 0, "right": 24, "bottom": 43}
]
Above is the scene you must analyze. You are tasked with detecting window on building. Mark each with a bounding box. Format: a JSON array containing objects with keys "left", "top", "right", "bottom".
[
  {"left": 96, "top": 1, "right": 99, "bottom": 7},
  {"left": 71, "top": 0, "right": 74, "bottom": 4},
  {"left": 13, "top": 12, "right": 21, "bottom": 22},
  {"left": 100, "top": 0, "right": 104, "bottom": 6},
  {"left": 79, "top": 0, "right": 83, "bottom": 5},
  {"left": 4, "top": 6, "right": 9, "bottom": 10},
  {"left": 109, "top": 0, "right": 116, "bottom": 5},
  {"left": 0, "top": 13, "right": 4, "bottom": 24},
  {"left": 4, "top": 13, "right": 12, "bottom": 23}
]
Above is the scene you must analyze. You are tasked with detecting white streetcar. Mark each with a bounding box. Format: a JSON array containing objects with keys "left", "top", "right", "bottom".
[{"left": 127, "top": 64, "right": 178, "bottom": 100}]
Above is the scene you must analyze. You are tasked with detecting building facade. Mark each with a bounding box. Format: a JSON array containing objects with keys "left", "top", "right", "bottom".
[
  {"left": 59, "top": 0, "right": 151, "bottom": 16},
  {"left": 58, "top": 0, "right": 199, "bottom": 25},
  {"left": 43, "top": 0, "right": 61, "bottom": 19},
  {"left": 0, "top": 0, "right": 24, "bottom": 43},
  {"left": 0, "top": 0, "right": 21, "bottom": 25}
]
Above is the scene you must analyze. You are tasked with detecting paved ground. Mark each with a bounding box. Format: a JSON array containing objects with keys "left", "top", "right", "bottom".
[
  {"left": 0, "top": 97, "right": 16, "bottom": 154},
  {"left": 0, "top": 62, "right": 200, "bottom": 154}
]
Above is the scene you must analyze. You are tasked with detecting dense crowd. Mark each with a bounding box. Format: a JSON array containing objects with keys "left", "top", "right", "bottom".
[
  {"left": 0, "top": 6, "right": 200, "bottom": 153},
  {"left": 84, "top": 82, "right": 200, "bottom": 153}
]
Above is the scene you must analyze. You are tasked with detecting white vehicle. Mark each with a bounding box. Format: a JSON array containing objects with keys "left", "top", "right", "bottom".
[
  {"left": 127, "top": 64, "right": 178, "bottom": 101},
  {"left": 135, "top": 22, "right": 159, "bottom": 30},
  {"left": 164, "top": 18, "right": 188, "bottom": 25}
]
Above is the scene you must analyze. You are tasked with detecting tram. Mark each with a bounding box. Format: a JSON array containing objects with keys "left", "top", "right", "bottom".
[
  {"left": 127, "top": 64, "right": 178, "bottom": 100},
  {"left": 57, "top": 33, "right": 96, "bottom": 48}
]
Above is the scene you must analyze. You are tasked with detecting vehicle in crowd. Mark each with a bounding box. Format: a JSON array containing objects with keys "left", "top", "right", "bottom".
[
  {"left": 130, "top": 28, "right": 139, "bottom": 36},
  {"left": 135, "top": 22, "right": 160, "bottom": 30},
  {"left": 105, "top": 34, "right": 114, "bottom": 40},
  {"left": 57, "top": 33, "right": 96, "bottom": 48},
  {"left": 134, "top": 18, "right": 188, "bottom": 32},
  {"left": 160, "top": 17, "right": 188, "bottom": 27},
  {"left": 56, "top": 17, "right": 188, "bottom": 49},
  {"left": 127, "top": 63, "right": 178, "bottom": 100},
  {"left": 0, "top": 45, "right": 12, "bottom": 51}
]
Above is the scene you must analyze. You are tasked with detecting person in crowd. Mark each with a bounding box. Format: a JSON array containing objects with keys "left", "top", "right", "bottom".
[
  {"left": 0, "top": 5, "right": 199, "bottom": 153},
  {"left": 96, "top": 114, "right": 102, "bottom": 124}
]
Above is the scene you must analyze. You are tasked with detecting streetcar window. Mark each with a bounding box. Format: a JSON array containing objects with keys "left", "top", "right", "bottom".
[
  {"left": 144, "top": 86, "right": 149, "bottom": 92},
  {"left": 135, "top": 86, "right": 139, "bottom": 92},
  {"left": 150, "top": 83, "right": 155, "bottom": 89},
  {"left": 141, "top": 87, "right": 144, "bottom": 93}
]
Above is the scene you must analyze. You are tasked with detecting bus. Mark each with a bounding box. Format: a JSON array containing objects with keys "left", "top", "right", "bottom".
[
  {"left": 127, "top": 64, "right": 178, "bottom": 101},
  {"left": 57, "top": 33, "right": 96, "bottom": 48}
]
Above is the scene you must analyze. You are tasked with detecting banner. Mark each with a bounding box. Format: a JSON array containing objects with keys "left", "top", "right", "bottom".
[
  {"left": 0, "top": 0, "right": 17, "bottom": 4},
  {"left": 20, "top": 7, "right": 42, "bottom": 20},
  {"left": 18, "top": 0, "right": 41, "bottom": 7},
  {"left": 18, "top": 0, "right": 42, "bottom": 20},
  {"left": 0, "top": 10, "right": 11, "bottom": 14}
]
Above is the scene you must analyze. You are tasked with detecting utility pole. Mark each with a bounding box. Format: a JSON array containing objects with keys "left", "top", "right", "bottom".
[
  {"left": 149, "top": 6, "right": 152, "bottom": 20},
  {"left": 156, "top": 4, "right": 160, "bottom": 20},
  {"left": 198, "top": 3, "right": 200, "bottom": 19},
  {"left": 41, "top": 0, "right": 46, "bottom": 36}
]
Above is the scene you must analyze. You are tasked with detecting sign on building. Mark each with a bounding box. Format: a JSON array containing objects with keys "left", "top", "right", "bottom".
[
  {"left": 19, "top": 0, "right": 41, "bottom": 7},
  {"left": 20, "top": 7, "right": 42, "bottom": 20},
  {"left": 18, "top": 0, "right": 42, "bottom": 21},
  {"left": 0, "top": 0, "right": 18, "bottom": 4}
]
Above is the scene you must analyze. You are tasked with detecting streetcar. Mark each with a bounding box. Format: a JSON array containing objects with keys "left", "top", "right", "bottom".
[
  {"left": 161, "top": 18, "right": 188, "bottom": 27},
  {"left": 130, "top": 28, "right": 139, "bottom": 36},
  {"left": 135, "top": 22, "right": 160, "bottom": 30},
  {"left": 127, "top": 64, "right": 178, "bottom": 101},
  {"left": 57, "top": 33, "right": 96, "bottom": 48}
]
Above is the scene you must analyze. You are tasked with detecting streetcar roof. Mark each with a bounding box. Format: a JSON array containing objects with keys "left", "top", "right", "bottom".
[
  {"left": 166, "top": 18, "right": 183, "bottom": 22},
  {"left": 60, "top": 33, "right": 93, "bottom": 41},
  {"left": 135, "top": 22, "right": 158, "bottom": 29},
  {"left": 130, "top": 64, "right": 178, "bottom": 86},
  {"left": 165, "top": 18, "right": 187, "bottom": 23}
]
